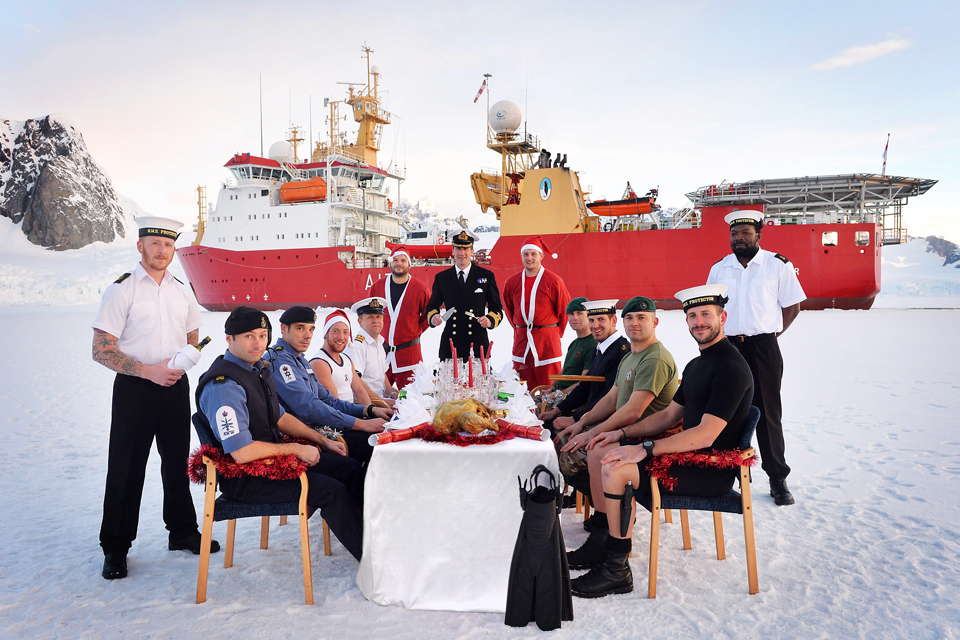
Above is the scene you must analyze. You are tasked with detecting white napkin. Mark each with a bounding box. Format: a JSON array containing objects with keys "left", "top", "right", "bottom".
[
  {"left": 502, "top": 392, "right": 542, "bottom": 426},
  {"left": 496, "top": 360, "right": 518, "bottom": 383},
  {"left": 388, "top": 396, "right": 432, "bottom": 430},
  {"left": 407, "top": 362, "right": 437, "bottom": 395},
  {"left": 167, "top": 344, "right": 202, "bottom": 371}
]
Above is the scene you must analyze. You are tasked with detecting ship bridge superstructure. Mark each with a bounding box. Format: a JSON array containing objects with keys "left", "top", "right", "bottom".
[{"left": 686, "top": 174, "right": 937, "bottom": 245}]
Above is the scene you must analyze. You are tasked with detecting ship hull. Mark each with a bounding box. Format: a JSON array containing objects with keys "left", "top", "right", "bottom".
[{"left": 178, "top": 206, "right": 880, "bottom": 312}]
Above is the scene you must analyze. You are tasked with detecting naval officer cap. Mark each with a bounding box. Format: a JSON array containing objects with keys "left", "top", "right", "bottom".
[
  {"left": 724, "top": 210, "right": 763, "bottom": 229},
  {"left": 566, "top": 296, "right": 589, "bottom": 313},
  {"left": 451, "top": 229, "right": 480, "bottom": 248},
  {"left": 622, "top": 296, "right": 656, "bottom": 316},
  {"left": 582, "top": 299, "right": 619, "bottom": 316},
  {"left": 279, "top": 306, "right": 317, "bottom": 326},
  {"left": 351, "top": 296, "right": 387, "bottom": 316},
  {"left": 225, "top": 306, "right": 271, "bottom": 335},
  {"left": 675, "top": 284, "right": 729, "bottom": 311},
  {"left": 136, "top": 216, "right": 183, "bottom": 240}
]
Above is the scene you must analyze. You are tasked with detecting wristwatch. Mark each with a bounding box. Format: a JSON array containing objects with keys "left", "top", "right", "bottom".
[{"left": 642, "top": 440, "right": 655, "bottom": 458}]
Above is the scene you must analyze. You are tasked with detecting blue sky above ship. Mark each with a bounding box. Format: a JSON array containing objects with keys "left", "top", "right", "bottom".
[{"left": 4, "top": 0, "right": 957, "bottom": 241}]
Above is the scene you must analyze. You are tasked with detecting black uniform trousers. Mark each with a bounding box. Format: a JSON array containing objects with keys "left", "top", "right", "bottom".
[
  {"left": 100, "top": 374, "right": 198, "bottom": 554},
  {"left": 731, "top": 334, "right": 790, "bottom": 481},
  {"left": 220, "top": 451, "right": 365, "bottom": 560},
  {"left": 339, "top": 429, "right": 375, "bottom": 466}
]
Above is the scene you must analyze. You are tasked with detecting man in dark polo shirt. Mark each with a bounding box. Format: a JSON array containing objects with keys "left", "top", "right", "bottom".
[
  {"left": 569, "top": 285, "right": 753, "bottom": 598},
  {"left": 546, "top": 297, "right": 596, "bottom": 397}
]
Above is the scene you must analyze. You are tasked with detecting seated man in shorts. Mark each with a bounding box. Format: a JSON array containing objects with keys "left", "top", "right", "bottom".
[{"left": 569, "top": 285, "right": 754, "bottom": 598}]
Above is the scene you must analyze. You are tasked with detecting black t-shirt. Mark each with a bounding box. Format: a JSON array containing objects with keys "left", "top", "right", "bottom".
[
  {"left": 389, "top": 277, "right": 408, "bottom": 309},
  {"left": 674, "top": 337, "right": 753, "bottom": 450}
]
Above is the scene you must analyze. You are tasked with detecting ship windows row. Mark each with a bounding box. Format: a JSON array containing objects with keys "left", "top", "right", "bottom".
[
  {"left": 211, "top": 216, "right": 234, "bottom": 222},
  {"left": 234, "top": 236, "right": 260, "bottom": 241},
  {"left": 821, "top": 231, "right": 875, "bottom": 247}
]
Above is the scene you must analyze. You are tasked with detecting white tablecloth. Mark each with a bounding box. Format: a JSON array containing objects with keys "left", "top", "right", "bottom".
[{"left": 356, "top": 437, "right": 561, "bottom": 612}]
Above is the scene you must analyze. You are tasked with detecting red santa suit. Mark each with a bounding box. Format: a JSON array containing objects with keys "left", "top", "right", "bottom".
[
  {"left": 502, "top": 265, "right": 571, "bottom": 389},
  {"left": 370, "top": 274, "right": 430, "bottom": 389}
]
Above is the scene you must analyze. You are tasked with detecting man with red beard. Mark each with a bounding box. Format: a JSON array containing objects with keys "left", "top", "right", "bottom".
[
  {"left": 502, "top": 236, "right": 571, "bottom": 388},
  {"left": 370, "top": 246, "right": 431, "bottom": 389}
]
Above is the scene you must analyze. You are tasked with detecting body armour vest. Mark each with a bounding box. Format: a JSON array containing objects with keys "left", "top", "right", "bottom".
[{"left": 196, "top": 355, "right": 283, "bottom": 444}]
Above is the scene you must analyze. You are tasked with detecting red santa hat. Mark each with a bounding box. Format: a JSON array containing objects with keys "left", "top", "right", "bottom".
[
  {"left": 391, "top": 245, "right": 411, "bottom": 261},
  {"left": 321, "top": 309, "right": 352, "bottom": 339},
  {"left": 520, "top": 235, "right": 558, "bottom": 259}
]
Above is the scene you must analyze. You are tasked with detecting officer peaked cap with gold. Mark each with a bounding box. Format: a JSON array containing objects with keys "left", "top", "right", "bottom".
[
  {"left": 451, "top": 229, "right": 480, "bottom": 247},
  {"left": 351, "top": 296, "right": 387, "bottom": 316}
]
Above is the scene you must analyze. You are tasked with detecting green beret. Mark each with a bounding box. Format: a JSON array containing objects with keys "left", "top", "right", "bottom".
[
  {"left": 566, "top": 297, "right": 589, "bottom": 313},
  {"left": 622, "top": 296, "right": 656, "bottom": 316}
]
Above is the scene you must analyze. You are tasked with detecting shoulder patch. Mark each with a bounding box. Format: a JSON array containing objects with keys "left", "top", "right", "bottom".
[
  {"left": 774, "top": 253, "right": 789, "bottom": 263},
  {"left": 114, "top": 272, "right": 131, "bottom": 284},
  {"left": 215, "top": 406, "right": 240, "bottom": 440},
  {"left": 355, "top": 335, "right": 365, "bottom": 343},
  {"left": 214, "top": 375, "right": 227, "bottom": 384},
  {"left": 278, "top": 363, "right": 296, "bottom": 384},
  {"left": 621, "top": 343, "right": 629, "bottom": 351},
  {"left": 173, "top": 275, "right": 185, "bottom": 284}
]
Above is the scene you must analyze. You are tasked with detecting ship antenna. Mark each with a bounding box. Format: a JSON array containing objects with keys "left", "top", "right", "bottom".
[
  {"left": 259, "top": 73, "right": 263, "bottom": 157},
  {"left": 309, "top": 94, "right": 312, "bottom": 160}
]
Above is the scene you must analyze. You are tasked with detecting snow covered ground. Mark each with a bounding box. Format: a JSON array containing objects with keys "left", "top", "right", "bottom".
[{"left": 1, "top": 226, "right": 959, "bottom": 638}]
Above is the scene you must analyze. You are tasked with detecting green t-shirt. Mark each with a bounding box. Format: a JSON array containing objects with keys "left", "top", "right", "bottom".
[
  {"left": 557, "top": 334, "right": 597, "bottom": 389},
  {"left": 614, "top": 341, "right": 678, "bottom": 418}
]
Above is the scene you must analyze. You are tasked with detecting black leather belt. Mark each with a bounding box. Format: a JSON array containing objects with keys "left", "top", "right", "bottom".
[
  {"left": 728, "top": 333, "right": 775, "bottom": 343},
  {"left": 384, "top": 337, "right": 421, "bottom": 353},
  {"left": 526, "top": 323, "right": 558, "bottom": 330}
]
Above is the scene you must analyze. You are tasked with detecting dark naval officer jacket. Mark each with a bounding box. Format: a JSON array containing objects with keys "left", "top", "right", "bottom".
[{"left": 427, "top": 263, "right": 504, "bottom": 360}]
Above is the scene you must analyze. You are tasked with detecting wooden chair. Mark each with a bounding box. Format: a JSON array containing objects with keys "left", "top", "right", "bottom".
[
  {"left": 636, "top": 406, "right": 761, "bottom": 598},
  {"left": 192, "top": 415, "right": 328, "bottom": 605}
]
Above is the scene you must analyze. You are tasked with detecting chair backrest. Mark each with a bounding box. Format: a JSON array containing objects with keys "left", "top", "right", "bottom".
[
  {"left": 192, "top": 411, "right": 223, "bottom": 451},
  {"left": 739, "top": 406, "right": 761, "bottom": 451}
]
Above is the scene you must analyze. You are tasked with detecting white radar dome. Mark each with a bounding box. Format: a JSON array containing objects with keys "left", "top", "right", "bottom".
[
  {"left": 371, "top": 64, "right": 381, "bottom": 75},
  {"left": 268, "top": 141, "right": 293, "bottom": 162},
  {"left": 489, "top": 100, "right": 522, "bottom": 135}
]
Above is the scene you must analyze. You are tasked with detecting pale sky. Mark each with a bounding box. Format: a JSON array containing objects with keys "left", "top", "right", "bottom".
[{"left": 4, "top": 0, "right": 959, "bottom": 242}]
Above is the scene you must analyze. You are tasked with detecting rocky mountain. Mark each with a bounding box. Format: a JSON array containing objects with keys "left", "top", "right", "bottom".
[
  {"left": 0, "top": 115, "right": 127, "bottom": 250},
  {"left": 923, "top": 235, "right": 960, "bottom": 267}
]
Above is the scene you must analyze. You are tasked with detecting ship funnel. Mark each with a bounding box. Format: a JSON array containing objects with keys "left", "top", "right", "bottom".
[{"left": 489, "top": 100, "right": 522, "bottom": 135}]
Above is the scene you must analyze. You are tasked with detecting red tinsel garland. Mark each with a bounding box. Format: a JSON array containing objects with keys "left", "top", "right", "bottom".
[
  {"left": 187, "top": 444, "right": 309, "bottom": 484},
  {"left": 418, "top": 425, "right": 516, "bottom": 447},
  {"left": 646, "top": 449, "right": 758, "bottom": 491}
]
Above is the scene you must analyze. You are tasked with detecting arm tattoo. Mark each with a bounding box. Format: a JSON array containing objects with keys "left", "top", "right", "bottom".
[
  {"left": 187, "top": 329, "right": 199, "bottom": 347},
  {"left": 92, "top": 329, "right": 143, "bottom": 377}
]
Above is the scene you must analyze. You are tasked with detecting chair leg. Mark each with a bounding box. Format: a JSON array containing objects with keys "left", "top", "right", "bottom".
[
  {"left": 280, "top": 516, "right": 288, "bottom": 526},
  {"left": 584, "top": 495, "right": 592, "bottom": 521},
  {"left": 322, "top": 519, "right": 332, "bottom": 557},
  {"left": 680, "top": 510, "right": 692, "bottom": 550},
  {"left": 713, "top": 512, "right": 726, "bottom": 560},
  {"left": 260, "top": 516, "right": 270, "bottom": 550},
  {"left": 648, "top": 477, "right": 662, "bottom": 599},
  {"left": 298, "top": 474, "right": 314, "bottom": 605},
  {"left": 197, "top": 459, "right": 217, "bottom": 604},
  {"left": 576, "top": 490, "right": 583, "bottom": 514},
  {"left": 224, "top": 520, "right": 236, "bottom": 568},
  {"left": 664, "top": 508, "right": 673, "bottom": 524},
  {"left": 741, "top": 465, "right": 759, "bottom": 595}
]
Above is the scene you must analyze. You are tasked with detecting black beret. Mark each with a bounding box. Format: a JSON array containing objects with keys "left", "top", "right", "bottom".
[
  {"left": 279, "top": 306, "right": 317, "bottom": 326},
  {"left": 225, "top": 306, "right": 271, "bottom": 335}
]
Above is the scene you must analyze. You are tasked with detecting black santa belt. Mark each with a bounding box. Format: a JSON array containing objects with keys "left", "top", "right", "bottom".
[
  {"left": 526, "top": 323, "right": 558, "bottom": 330},
  {"left": 384, "top": 337, "right": 421, "bottom": 353}
]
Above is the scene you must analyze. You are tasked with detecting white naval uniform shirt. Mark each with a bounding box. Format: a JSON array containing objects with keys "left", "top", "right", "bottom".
[
  {"left": 345, "top": 327, "right": 388, "bottom": 397},
  {"left": 707, "top": 247, "right": 806, "bottom": 336},
  {"left": 92, "top": 262, "right": 202, "bottom": 365}
]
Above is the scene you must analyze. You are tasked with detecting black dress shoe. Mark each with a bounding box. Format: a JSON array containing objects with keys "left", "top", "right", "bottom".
[
  {"left": 102, "top": 552, "right": 128, "bottom": 580},
  {"left": 570, "top": 551, "right": 633, "bottom": 598},
  {"left": 566, "top": 528, "right": 609, "bottom": 570},
  {"left": 169, "top": 531, "right": 221, "bottom": 555},
  {"left": 770, "top": 478, "right": 795, "bottom": 506}
]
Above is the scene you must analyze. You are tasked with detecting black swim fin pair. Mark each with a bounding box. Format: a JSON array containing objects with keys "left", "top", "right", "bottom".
[{"left": 504, "top": 464, "right": 574, "bottom": 631}]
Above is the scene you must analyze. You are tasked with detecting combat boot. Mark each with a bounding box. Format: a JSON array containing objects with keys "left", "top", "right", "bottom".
[
  {"left": 570, "top": 550, "right": 633, "bottom": 598},
  {"left": 565, "top": 527, "right": 609, "bottom": 570},
  {"left": 770, "top": 478, "right": 795, "bottom": 506}
]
